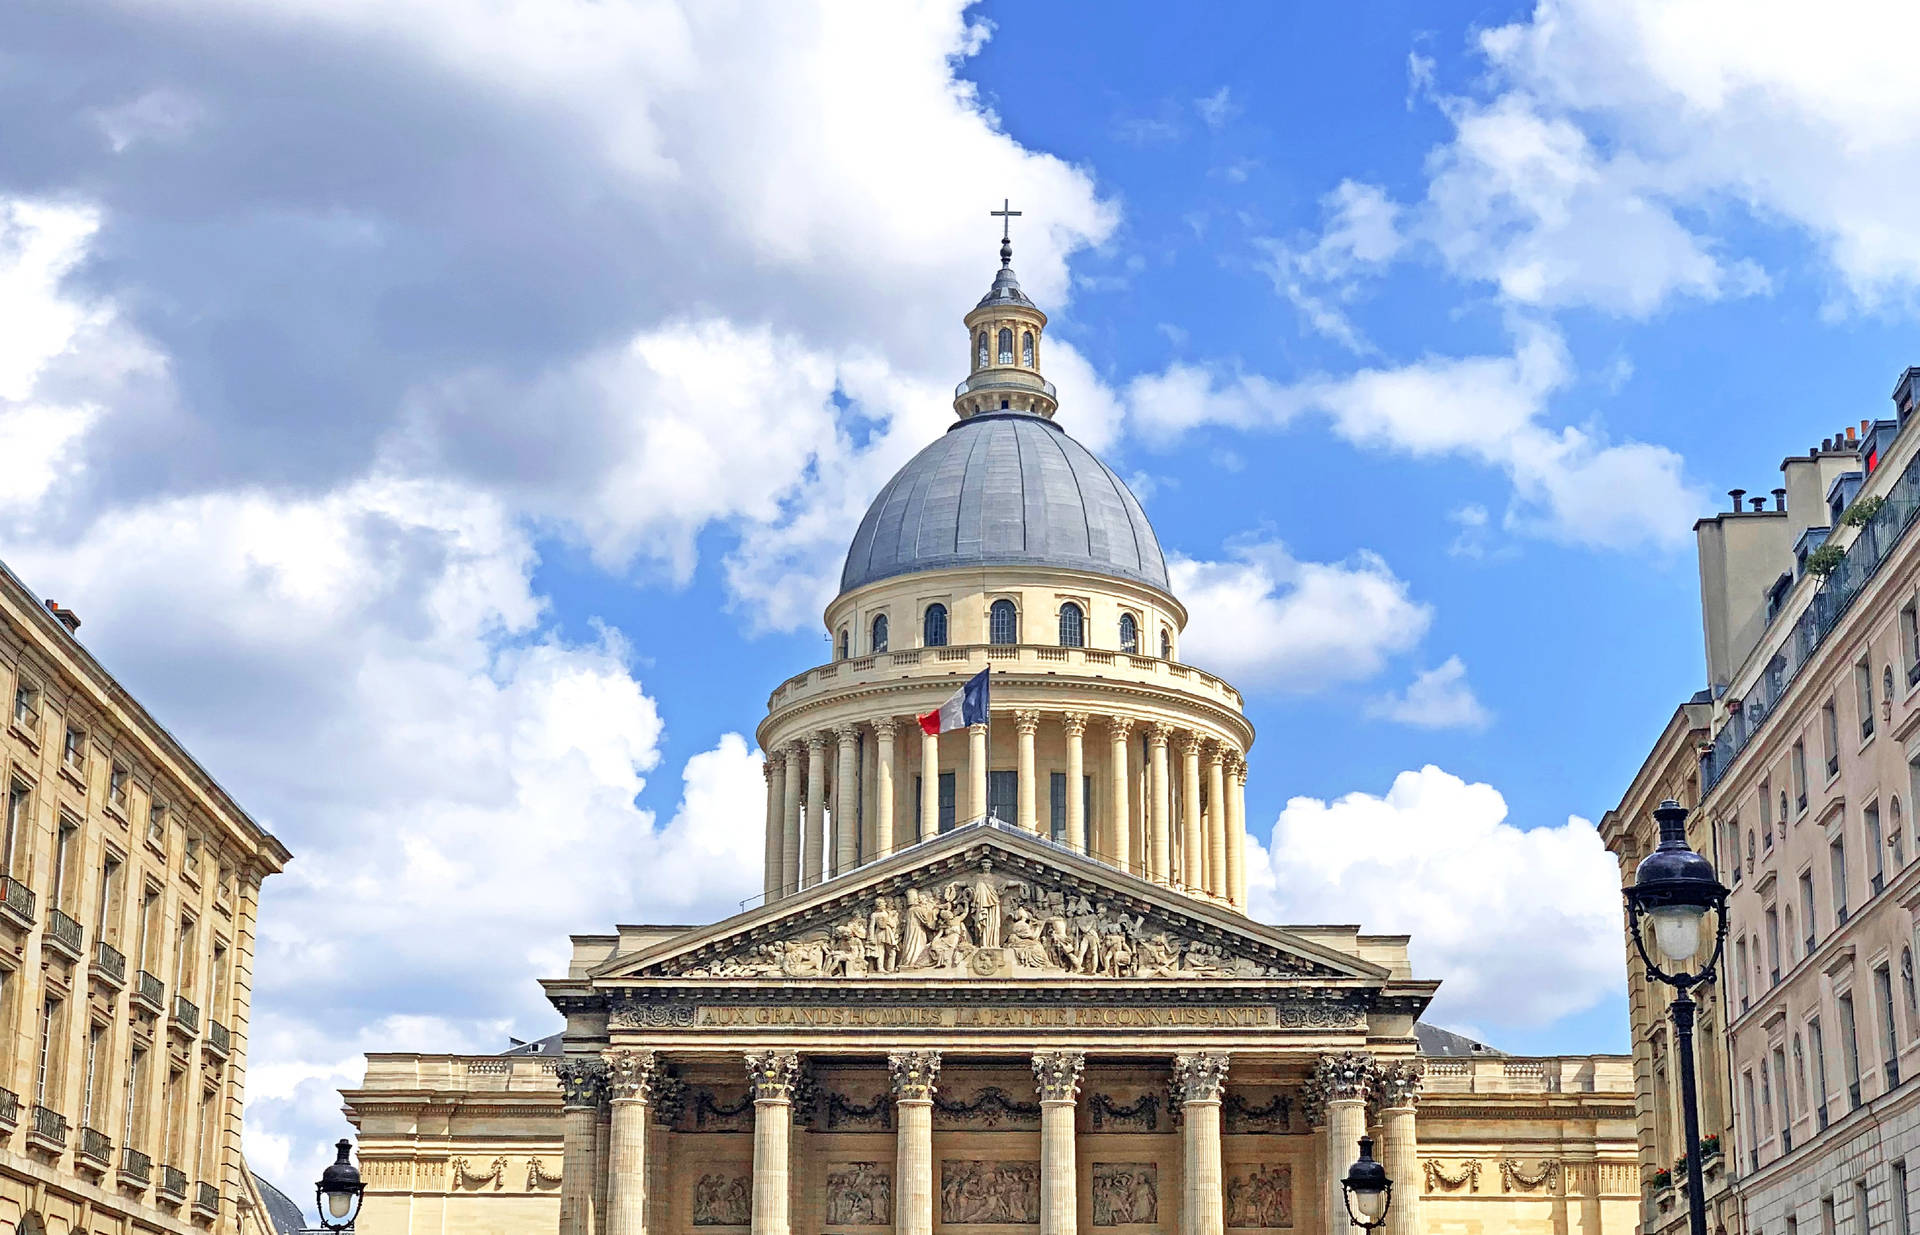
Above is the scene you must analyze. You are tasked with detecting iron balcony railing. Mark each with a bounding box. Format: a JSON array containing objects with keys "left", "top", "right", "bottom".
[
  {"left": 207, "top": 1020, "right": 231, "bottom": 1056},
  {"left": 78, "top": 1125, "right": 112, "bottom": 1164},
  {"left": 171, "top": 995, "right": 199, "bottom": 1034},
  {"left": 133, "top": 970, "right": 164, "bottom": 1013},
  {"left": 195, "top": 1182, "right": 220, "bottom": 1215},
  {"left": 45, "top": 907, "right": 82, "bottom": 958},
  {"left": 0, "top": 1087, "right": 19, "bottom": 1129},
  {"left": 0, "top": 876, "right": 35, "bottom": 927},
  {"left": 92, "top": 939, "right": 125, "bottom": 985},
  {"left": 159, "top": 1164, "right": 188, "bottom": 1199},
  {"left": 120, "top": 1145, "right": 152, "bottom": 1184},
  {"left": 31, "top": 1104, "right": 68, "bottom": 1146},
  {"left": 1704, "top": 440, "right": 1920, "bottom": 792}
]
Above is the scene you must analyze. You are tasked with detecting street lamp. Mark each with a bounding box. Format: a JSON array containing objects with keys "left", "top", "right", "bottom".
[
  {"left": 1623, "top": 798, "right": 1729, "bottom": 1235},
  {"left": 1340, "top": 1135, "right": 1392, "bottom": 1230},
  {"left": 314, "top": 1138, "right": 365, "bottom": 1232}
]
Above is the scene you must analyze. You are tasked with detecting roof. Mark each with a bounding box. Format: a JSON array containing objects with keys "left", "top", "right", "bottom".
[
  {"left": 1415, "top": 1022, "right": 1505, "bottom": 1057},
  {"left": 839, "top": 412, "right": 1170, "bottom": 596},
  {"left": 251, "top": 1172, "right": 309, "bottom": 1235}
]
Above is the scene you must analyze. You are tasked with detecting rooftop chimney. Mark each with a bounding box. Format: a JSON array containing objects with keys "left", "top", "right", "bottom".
[
  {"left": 1863, "top": 419, "right": 1872, "bottom": 437},
  {"left": 1847, "top": 425, "right": 1858, "bottom": 443},
  {"left": 1729, "top": 488, "right": 1747, "bottom": 512},
  {"left": 1750, "top": 497, "right": 1767, "bottom": 512},
  {"left": 1773, "top": 487, "right": 1787, "bottom": 511},
  {"left": 43, "top": 600, "right": 80, "bottom": 634}
]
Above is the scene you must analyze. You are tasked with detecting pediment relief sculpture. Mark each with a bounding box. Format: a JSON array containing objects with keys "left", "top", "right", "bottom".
[{"left": 651, "top": 861, "right": 1324, "bottom": 981}]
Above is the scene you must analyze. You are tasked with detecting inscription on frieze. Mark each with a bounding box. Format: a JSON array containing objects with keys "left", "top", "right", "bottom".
[
  {"left": 940, "top": 1160, "right": 1040, "bottom": 1224},
  {"left": 609, "top": 1002, "right": 1367, "bottom": 1030}
]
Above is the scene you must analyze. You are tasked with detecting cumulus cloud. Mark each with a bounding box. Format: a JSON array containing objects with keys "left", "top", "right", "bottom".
[
  {"left": 1247, "top": 766, "right": 1624, "bottom": 1030},
  {"left": 1170, "top": 541, "right": 1431, "bottom": 692},
  {"left": 1366, "top": 657, "right": 1492, "bottom": 729}
]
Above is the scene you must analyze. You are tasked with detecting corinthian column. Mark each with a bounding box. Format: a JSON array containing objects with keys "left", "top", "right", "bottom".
[
  {"left": 1315, "top": 1053, "right": 1375, "bottom": 1235},
  {"left": 1105, "top": 717, "right": 1133, "bottom": 872},
  {"left": 890, "top": 1051, "right": 942, "bottom": 1235},
  {"left": 1377, "top": 1062, "right": 1423, "bottom": 1235},
  {"left": 968, "top": 721, "right": 989, "bottom": 823},
  {"left": 1173, "top": 1053, "right": 1229, "bottom": 1235},
  {"left": 1015, "top": 710, "right": 1041, "bottom": 833},
  {"left": 875, "top": 719, "right": 898, "bottom": 862},
  {"left": 1206, "top": 743, "right": 1228, "bottom": 900},
  {"left": 1227, "top": 755, "right": 1247, "bottom": 910},
  {"left": 1062, "top": 712, "right": 1088, "bottom": 853},
  {"left": 835, "top": 725, "right": 860, "bottom": 876},
  {"left": 921, "top": 725, "right": 940, "bottom": 841},
  {"left": 781, "top": 744, "right": 803, "bottom": 896},
  {"left": 1148, "top": 723, "right": 1173, "bottom": 883},
  {"left": 745, "top": 1051, "right": 799, "bottom": 1235},
  {"left": 1179, "top": 732, "right": 1203, "bottom": 891},
  {"left": 556, "top": 1058, "right": 607, "bottom": 1235},
  {"left": 805, "top": 736, "right": 828, "bottom": 888},
  {"left": 603, "top": 1049, "right": 657, "bottom": 1235},
  {"left": 1033, "top": 1052, "right": 1084, "bottom": 1235},
  {"left": 762, "top": 757, "right": 784, "bottom": 900}
]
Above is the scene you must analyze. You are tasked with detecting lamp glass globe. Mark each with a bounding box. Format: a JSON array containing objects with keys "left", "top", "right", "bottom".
[{"left": 1649, "top": 903, "right": 1706, "bottom": 964}]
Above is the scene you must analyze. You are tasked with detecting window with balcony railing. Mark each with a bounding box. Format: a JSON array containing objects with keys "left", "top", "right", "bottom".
[
  {"left": 45, "top": 907, "right": 81, "bottom": 958},
  {"left": 120, "top": 1145, "right": 151, "bottom": 1184},
  {"left": 79, "top": 1125, "right": 111, "bottom": 1164},
  {"left": 31, "top": 1104, "right": 67, "bottom": 1145},
  {"left": 159, "top": 1164, "right": 187, "bottom": 1198},
  {"left": 195, "top": 1181, "right": 220, "bottom": 1215},
  {"left": 207, "top": 1021, "right": 230, "bottom": 1056},
  {"left": 133, "top": 970, "right": 163, "bottom": 1012},
  {"left": 171, "top": 995, "right": 198, "bottom": 1034},
  {"left": 93, "top": 939, "right": 124, "bottom": 984},
  {"left": 0, "top": 876, "right": 35, "bottom": 926}
]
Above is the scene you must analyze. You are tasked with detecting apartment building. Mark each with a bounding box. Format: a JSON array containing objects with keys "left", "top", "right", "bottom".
[{"left": 0, "top": 560, "right": 289, "bottom": 1234}]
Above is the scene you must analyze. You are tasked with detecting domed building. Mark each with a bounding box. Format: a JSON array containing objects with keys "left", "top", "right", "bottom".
[{"left": 342, "top": 227, "right": 1639, "bottom": 1235}]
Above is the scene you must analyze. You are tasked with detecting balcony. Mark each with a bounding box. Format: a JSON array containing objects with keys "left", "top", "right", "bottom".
[
  {"left": 91, "top": 939, "right": 125, "bottom": 988},
  {"left": 78, "top": 1125, "right": 112, "bottom": 1170},
  {"left": 953, "top": 370, "right": 1058, "bottom": 403},
  {"left": 0, "top": 877, "right": 35, "bottom": 930},
  {"left": 171, "top": 995, "right": 199, "bottom": 1036},
  {"left": 119, "top": 1145, "right": 152, "bottom": 1190},
  {"left": 132, "top": 970, "right": 164, "bottom": 1015},
  {"left": 194, "top": 1181, "right": 220, "bottom": 1220},
  {"left": 206, "top": 1020, "right": 231, "bottom": 1059},
  {"left": 0, "top": 1087, "right": 19, "bottom": 1134},
  {"left": 158, "top": 1164, "right": 188, "bottom": 1203},
  {"left": 43, "top": 907, "right": 82, "bottom": 962},
  {"left": 27, "top": 1104, "right": 68, "bottom": 1153}
]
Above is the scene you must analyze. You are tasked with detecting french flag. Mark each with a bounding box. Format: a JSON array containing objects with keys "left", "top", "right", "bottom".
[{"left": 918, "top": 668, "right": 990, "bottom": 735}]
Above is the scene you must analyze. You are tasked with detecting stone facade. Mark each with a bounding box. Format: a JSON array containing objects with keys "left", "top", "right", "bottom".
[{"left": 0, "top": 559, "right": 290, "bottom": 1234}]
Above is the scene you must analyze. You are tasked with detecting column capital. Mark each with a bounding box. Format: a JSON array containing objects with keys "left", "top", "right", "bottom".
[
  {"left": 762, "top": 756, "right": 781, "bottom": 781},
  {"left": 1171, "top": 1052, "right": 1229, "bottom": 1105},
  {"left": 1061, "top": 711, "right": 1089, "bottom": 737},
  {"left": 1147, "top": 720, "right": 1174, "bottom": 748},
  {"left": 556, "top": 1057, "right": 609, "bottom": 1109},
  {"left": 1106, "top": 715, "right": 1135, "bottom": 740},
  {"left": 1032, "top": 1050, "right": 1085, "bottom": 1102},
  {"left": 651, "top": 1069, "right": 687, "bottom": 1127},
  {"left": 1313, "top": 1050, "right": 1376, "bottom": 1103},
  {"left": 1377, "top": 1059, "right": 1424, "bottom": 1109},
  {"left": 873, "top": 716, "right": 902, "bottom": 741},
  {"left": 967, "top": 721, "right": 989, "bottom": 736},
  {"left": 1014, "top": 709, "right": 1042, "bottom": 735},
  {"left": 1176, "top": 730, "right": 1202, "bottom": 757},
  {"left": 602, "top": 1049, "right": 658, "bottom": 1104},
  {"left": 1202, "top": 737, "right": 1226, "bottom": 765},
  {"left": 745, "top": 1050, "right": 800, "bottom": 1101},
  {"left": 1230, "top": 753, "right": 1249, "bottom": 783},
  {"left": 835, "top": 722, "right": 861, "bottom": 745},
  {"left": 889, "top": 1050, "right": 943, "bottom": 1101},
  {"left": 807, "top": 733, "right": 831, "bottom": 754}
]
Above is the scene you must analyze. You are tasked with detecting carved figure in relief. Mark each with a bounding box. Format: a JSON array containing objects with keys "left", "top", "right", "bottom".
[
  {"left": 1139, "top": 933, "right": 1180, "bottom": 976},
  {"left": 827, "top": 917, "right": 867, "bottom": 976},
  {"left": 968, "top": 872, "right": 1002, "bottom": 947},
  {"left": 1003, "top": 905, "right": 1051, "bottom": 968},
  {"left": 1091, "top": 1164, "right": 1158, "bottom": 1226},
  {"left": 901, "top": 888, "right": 939, "bottom": 969},
  {"left": 693, "top": 1173, "right": 753, "bottom": 1226},
  {"left": 1225, "top": 1165, "right": 1293, "bottom": 1229},
  {"left": 868, "top": 897, "right": 901, "bottom": 973},
  {"left": 825, "top": 1162, "right": 892, "bottom": 1226},
  {"left": 940, "top": 1161, "right": 1040, "bottom": 1225},
  {"left": 929, "top": 895, "right": 967, "bottom": 967}
]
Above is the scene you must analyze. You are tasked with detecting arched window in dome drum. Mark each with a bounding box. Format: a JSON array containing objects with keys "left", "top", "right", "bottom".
[
  {"left": 1119, "top": 613, "right": 1138, "bottom": 653},
  {"left": 871, "top": 614, "right": 888, "bottom": 654},
  {"left": 990, "top": 599, "right": 1019, "bottom": 645},
  {"left": 1058, "top": 602, "right": 1084, "bottom": 648},
  {"left": 998, "top": 328, "right": 1014, "bottom": 365},
  {"left": 1022, "top": 331, "right": 1034, "bottom": 367},
  {"left": 837, "top": 628, "right": 849, "bottom": 660},
  {"left": 923, "top": 604, "right": 948, "bottom": 648},
  {"left": 977, "top": 332, "right": 988, "bottom": 370},
  {"left": 1160, "top": 627, "right": 1173, "bottom": 660}
]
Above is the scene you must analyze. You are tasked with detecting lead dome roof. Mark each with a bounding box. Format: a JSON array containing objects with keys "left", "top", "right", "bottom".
[{"left": 839, "top": 412, "right": 1170, "bottom": 596}]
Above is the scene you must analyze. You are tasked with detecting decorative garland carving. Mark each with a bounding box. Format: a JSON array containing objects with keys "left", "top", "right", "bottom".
[
  {"left": 528, "top": 1158, "right": 564, "bottom": 1190},
  {"left": 933, "top": 1086, "right": 1042, "bottom": 1129},
  {"left": 1424, "top": 1160, "right": 1480, "bottom": 1193},
  {"left": 1087, "top": 1093, "right": 1159, "bottom": 1132},
  {"left": 451, "top": 1157, "right": 506, "bottom": 1190},
  {"left": 1296, "top": 1078, "right": 1325, "bottom": 1130},
  {"left": 1222, "top": 1091, "right": 1291, "bottom": 1134},
  {"left": 826, "top": 1091, "right": 895, "bottom": 1131},
  {"left": 1500, "top": 1159, "right": 1561, "bottom": 1193},
  {"left": 691, "top": 1089, "right": 755, "bottom": 1131}
]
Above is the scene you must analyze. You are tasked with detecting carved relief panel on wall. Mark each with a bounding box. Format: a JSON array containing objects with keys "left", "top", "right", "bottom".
[
  {"left": 825, "top": 1163, "right": 892, "bottom": 1227},
  {"left": 1223, "top": 1089, "right": 1293, "bottom": 1134},
  {"left": 692, "top": 1170, "right": 753, "bottom": 1226},
  {"left": 1091, "top": 1164, "right": 1159, "bottom": 1226},
  {"left": 940, "top": 1160, "right": 1041, "bottom": 1224},
  {"left": 1225, "top": 1165, "right": 1293, "bottom": 1230}
]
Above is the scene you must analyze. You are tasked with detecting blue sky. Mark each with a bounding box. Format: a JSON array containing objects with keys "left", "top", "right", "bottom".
[{"left": 6, "top": 0, "right": 1920, "bottom": 1189}]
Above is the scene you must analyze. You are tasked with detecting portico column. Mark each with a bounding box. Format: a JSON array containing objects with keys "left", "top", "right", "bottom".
[
  {"left": 594, "top": 1091, "right": 612, "bottom": 1234},
  {"left": 875, "top": 719, "right": 898, "bottom": 862},
  {"left": 781, "top": 744, "right": 803, "bottom": 896},
  {"left": 1174, "top": 1053, "right": 1229, "bottom": 1235},
  {"left": 646, "top": 1071, "right": 685, "bottom": 1235},
  {"left": 1015, "top": 710, "right": 1041, "bottom": 833},
  {"left": 1062, "top": 713, "right": 1088, "bottom": 853},
  {"left": 603, "top": 1049, "right": 657, "bottom": 1235},
  {"left": 745, "top": 1050, "right": 799, "bottom": 1235},
  {"left": 804, "top": 736, "right": 829, "bottom": 888},
  {"left": 1227, "top": 755, "right": 1247, "bottom": 910},
  {"left": 1206, "top": 744, "right": 1228, "bottom": 900},
  {"left": 1378, "top": 1062, "right": 1423, "bottom": 1235},
  {"left": 1034, "top": 1052, "right": 1084, "bottom": 1235},
  {"left": 762, "top": 757, "right": 784, "bottom": 899},
  {"left": 1179, "top": 733, "right": 1203, "bottom": 892},
  {"left": 556, "top": 1058, "right": 607, "bottom": 1235},
  {"left": 835, "top": 724, "right": 860, "bottom": 876},
  {"left": 921, "top": 727, "right": 940, "bottom": 841},
  {"left": 1148, "top": 723, "right": 1173, "bottom": 883},
  {"left": 968, "top": 721, "right": 989, "bottom": 823},
  {"left": 1315, "top": 1053, "right": 1375, "bottom": 1235},
  {"left": 890, "top": 1051, "right": 941, "bottom": 1235},
  {"left": 1105, "top": 717, "right": 1133, "bottom": 872}
]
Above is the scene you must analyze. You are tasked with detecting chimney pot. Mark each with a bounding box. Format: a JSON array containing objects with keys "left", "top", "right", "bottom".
[
  {"left": 1823, "top": 438, "right": 1834, "bottom": 451},
  {"left": 42, "top": 600, "right": 80, "bottom": 634},
  {"left": 1848, "top": 425, "right": 1858, "bottom": 443},
  {"left": 1863, "top": 419, "right": 1872, "bottom": 436},
  {"left": 1729, "top": 488, "right": 1747, "bottom": 512},
  {"left": 1773, "top": 488, "right": 1787, "bottom": 511},
  {"left": 1751, "top": 497, "right": 1767, "bottom": 512}
]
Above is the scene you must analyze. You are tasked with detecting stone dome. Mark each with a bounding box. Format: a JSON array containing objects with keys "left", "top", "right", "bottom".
[{"left": 839, "top": 411, "right": 1170, "bottom": 596}]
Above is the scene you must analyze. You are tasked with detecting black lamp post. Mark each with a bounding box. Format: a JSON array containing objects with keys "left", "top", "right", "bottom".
[
  {"left": 1623, "top": 799, "right": 1729, "bottom": 1235},
  {"left": 314, "top": 1138, "right": 365, "bottom": 1232},
  {"left": 1340, "top": 1135, "right": 1392, "bottom": 1230}
]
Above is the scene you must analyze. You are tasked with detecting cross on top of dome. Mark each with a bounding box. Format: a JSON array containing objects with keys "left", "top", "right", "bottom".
[{"left": 991, "top": 198, "right": 1021, "bottom": 266}]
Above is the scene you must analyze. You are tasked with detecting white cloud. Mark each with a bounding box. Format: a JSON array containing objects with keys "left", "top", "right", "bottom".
[
  {"left": 1196, "top": 86, "right": 1239, "bottom": 131},
  {"left": 1257, "top": 181, "right": 1405, "bottom": 352},
  {"left": 1169, "top": 541, "right": 1431, "bottom": 693},
  {"left": 1367, "top": 657, "right": 1492, "bottom": 729},
  {"left": 1247, "top": 766, "right": 1624, "bottom": 1030}
]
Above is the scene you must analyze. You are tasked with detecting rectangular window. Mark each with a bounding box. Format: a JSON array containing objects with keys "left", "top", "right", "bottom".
[
  {"left": 11, "top": 679, "right": 39, "bottom": 728},
  {"left": 1812, "top": 1016, "right": 1832, "bottom": 1129},
  {"left": 1766, "top": 906, "right": 1782, "bottom": 983},
  {"left": 52, "top": 819, "right": 75, "bottom": 911},
  {"left": 1842, "top": 991, "right": 1864, "bottom": 1108},
  {"left": 63, "top": 723, "right": 84, "bottom": 771},
  {"left": 36, "top": 996, "right": 58, "bottom": 1104},
  {"left": 1825, "top": 700, "right": 1842, "bottom": 777},
  {"left": 986, "top": 770, "right": 1016, "bottom": 828},
  {"left": 1803, "top": 873, "right": 1819, "bottom": 951},
  {"left": 937, "top": 773, "right": 955, "bottom": 834},
  {"left": 1880, "top": 963, "right": 1903, "bottom": 1090},
  {"left": 124, "top": 1045, "right": 146, "bottom": 1147},
  {"left": 164, "top": 1067, "right": 183, "bottom": 1161},
  {"left": 82, "top": 1022, "right": 102, "bottom": 1128},
  {"left": 146, "top": 802, "right": 165, "bottom": 846},
  {"left": 210, "top": 941, "right": 230, "bottom": 1020},
  {"left": 1860, "top": 657, "right": 1878, "bottom": 739},
  {"left": 1907, "top": 602, "right": 1920, "bottom": 685},
  {"left": 1774, "top": 1045, "right": 1794, "bottom": 1151},
  {"left": 138, "top": 888, "right": 160, "bottom": 972},
  {"left": 1859, "top": 1181, "right": 1874, "bottom": 1235},
  {"left": 95, "top": 855, "right": 121, "bottom": 944},
  {"left": 1895, "top": 1162, "right": 1911, "bottom": 1235},
  {"left": 174, "top": 915, "right": 196, "bottom": 996},
  {"left": 1730, "top": 821, "right": 1745, "bottom": 884},
  {"left": 1763, "top": 781, "right": 1775, "bottom": 850},
  {"left": 1835, "top": 837, "right": 1851, "bottom": 925},
  {"left": 1049, "top": 772, "right": 1066, "bottom": 843},
  {"left": 1738, "top": 938, "right": 1752, "bottom": 1011},
  {"left": 1744, "top": 1070, "right": 1760, "bottom": 1171},
  {"left": 109, "top": 764, "right": 129, "bottom": 813},
  {"left": 3, "top": 781, "right": 26, "bottom": 878},
  {"left": 1824, "top": 1196, "right": 1838, "bottom": 1235},
  {"left": 199, "top": 1086, "right": 219, "bottom": 1177},
  {"left": 1870, "top": 802, "right": 1888, "bottom": 895},
  {"left": 1761, "top": 1056, "right": 1777, "bottom": 1146},
  {"left": 1795, "top": 741, "right": 1810, "bottom": 810}
]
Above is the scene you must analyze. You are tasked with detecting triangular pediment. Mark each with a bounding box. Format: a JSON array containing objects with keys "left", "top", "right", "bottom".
[{"left": 593, "top": 823, "right": 1386, "bottom": 985}]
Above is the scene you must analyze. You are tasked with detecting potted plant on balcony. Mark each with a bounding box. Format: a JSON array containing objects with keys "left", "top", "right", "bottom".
[
  {"left": 1806, "top": 543, "right": 1846, "bottom": 576},
  {"left": 1700, "top": 1133, "right": 1722, "bottom": 1162},
  {"left": 1842, "top": 495, "right": 1886, "bottom": 527},
  {"left": 1651, "top": 1167, "right": 1673, "bottom": 1192}
]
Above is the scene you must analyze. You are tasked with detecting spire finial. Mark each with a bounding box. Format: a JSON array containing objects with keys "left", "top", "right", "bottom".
[{"left": 990, "top": 198, "right": 1021, "bottom": 266}]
